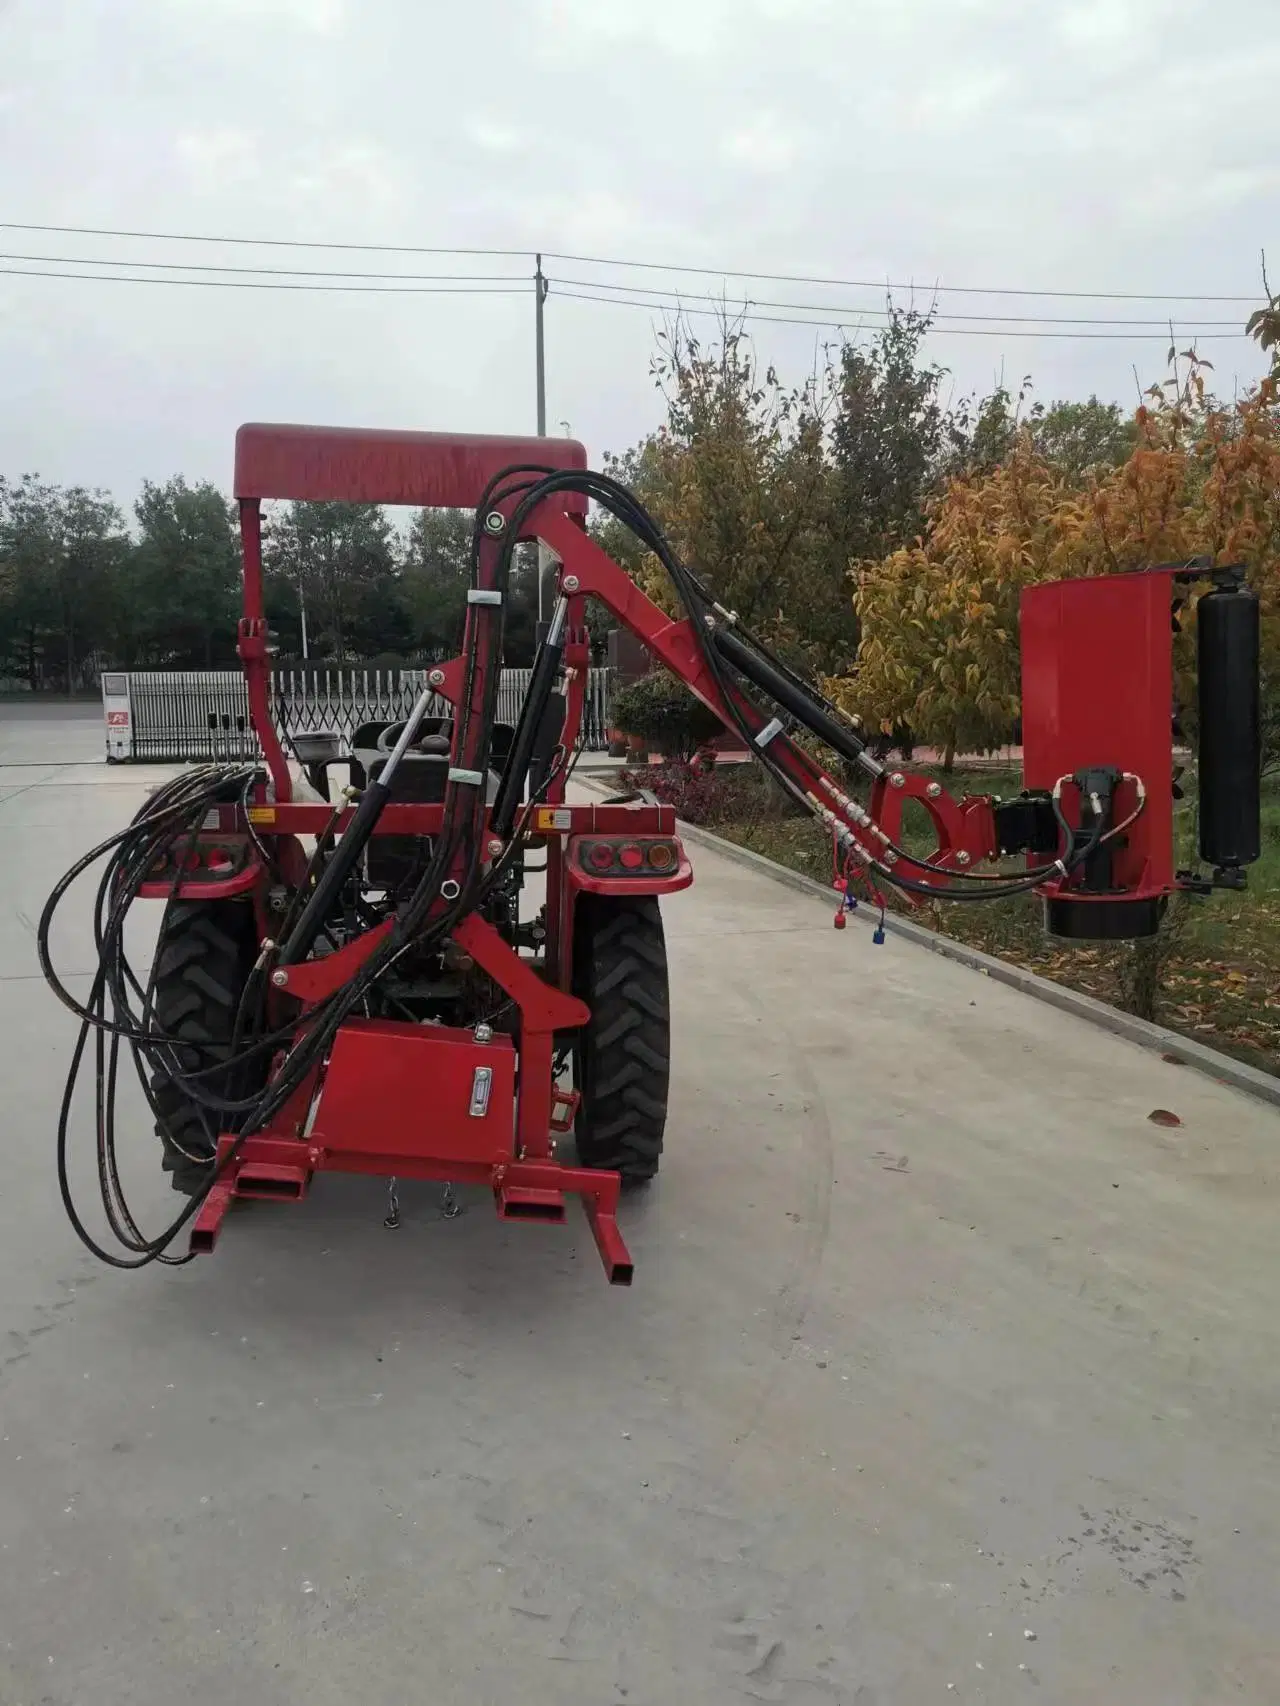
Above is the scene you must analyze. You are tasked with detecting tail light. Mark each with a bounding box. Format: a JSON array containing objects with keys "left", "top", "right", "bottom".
[
  {"left": 577, "top": 837, "right": 680, "bottom": 876},
  {"left": 145, "top": 841, "right": 249, "bottom": 883}
]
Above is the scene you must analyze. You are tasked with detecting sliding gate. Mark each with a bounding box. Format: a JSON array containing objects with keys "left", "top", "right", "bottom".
[{"left": 102, "top": 667, "right": 614, "bottom": 762}]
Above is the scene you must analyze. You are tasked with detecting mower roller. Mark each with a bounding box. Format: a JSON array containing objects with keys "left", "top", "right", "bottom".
[{"left": 40, "top": 425, "right": 1261, "bottom": 1284}]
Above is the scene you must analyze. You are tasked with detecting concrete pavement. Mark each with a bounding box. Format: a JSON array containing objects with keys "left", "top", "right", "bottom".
[{"left": 2, "top": 745, "right": 1279, "bottom": 1704}]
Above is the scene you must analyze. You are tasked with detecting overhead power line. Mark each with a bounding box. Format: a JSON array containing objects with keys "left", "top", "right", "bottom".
[
  {"left": 0, "top": 219, "right": 1260, "bottom": 304},
  {"left": 0, "top": 250, "right": 526, "bottom": 283},
  {"left": 549, "top": 273, "right": 1244, "bottom": 328},
  {"left": 0, "top": 262, "right": 525, "bottom": 296},
  {"left": 0, "top": 247, "right": 1249, "bottom": 325},
  {"left": 0, "top": 221, "right": 528, "bottom": 260},
  {"left": 0, "top": 258, "right": 1252, "bottom": 338},
  {"left": 551, "top": 287, "right": 1251, "bottom": 341},
  {"left": 548, "top": 255, "right": 1257, "bottom": 306}
]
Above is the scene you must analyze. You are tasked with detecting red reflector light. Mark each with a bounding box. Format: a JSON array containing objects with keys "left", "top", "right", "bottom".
[
  {"left": 647, "top": 841, "right": 675, "bottom": 871},
  {"left": 618, "top": 843, "right": 645, "bottom": 871},
  {"left": 587, "top": 842, "right": 615, "bottom": 871}
]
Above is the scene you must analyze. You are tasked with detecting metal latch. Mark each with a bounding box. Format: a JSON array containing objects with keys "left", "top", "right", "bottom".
[{"left": 469, "top": 1065, "right": 493, "bottom": 1118}]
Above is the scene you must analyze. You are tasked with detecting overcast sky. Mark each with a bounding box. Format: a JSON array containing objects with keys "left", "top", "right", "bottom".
[{"left": 0, "top": 0, "right": 1275, "bottom": 507}]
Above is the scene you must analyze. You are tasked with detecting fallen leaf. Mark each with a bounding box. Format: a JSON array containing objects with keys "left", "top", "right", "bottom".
[{"left": 1148, "top": 1108, "right": 1182, "bottom": 1128}]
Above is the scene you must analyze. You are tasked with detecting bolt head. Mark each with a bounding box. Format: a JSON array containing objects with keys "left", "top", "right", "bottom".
[
  {"left": 926, "top": 781, "right": 942, "bottom": 798},
  {"left": 427, "top": 668, "right": 445, "bottom": 687},
  {"left": 956, "top": 850, "right": 972, "bottom": 866},
  {"left": 307, "top": 1147, "right": 321, "bottom": 1166},
  {"left": 883, "top": 849, "right": 898, "bottom": 866},
  {"left": 562, "top": 574, "right": 580, "bottom": 593},
  {"left": 483, "top": 510, "right": 505, "bottom": 535},
  {"left": 271, "top": 968, "right": 289, "bottom": 988},
  {"left": 487, "top": 837, "right": 504, "bottom": 858},
  {"left": 889, "top": 771, "right": 906, "bottom": 788}
]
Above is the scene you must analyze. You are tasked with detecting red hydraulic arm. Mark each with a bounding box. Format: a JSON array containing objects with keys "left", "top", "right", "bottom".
[{"left": 537, "top": 511, "right": 1000, "bottom": 889}]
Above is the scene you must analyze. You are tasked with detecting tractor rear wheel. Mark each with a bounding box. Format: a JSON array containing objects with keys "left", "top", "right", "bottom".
[
  {"left": 572, "top": 894, "right": 670, "bottom": 1184},
  {"left": 149, "top": 899, "right": 265, "bottom": 1194}
]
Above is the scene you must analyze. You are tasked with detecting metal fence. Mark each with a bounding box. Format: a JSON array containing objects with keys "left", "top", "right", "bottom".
[{"left": 106, "top": 666, "right": 613, "bottom": 762}]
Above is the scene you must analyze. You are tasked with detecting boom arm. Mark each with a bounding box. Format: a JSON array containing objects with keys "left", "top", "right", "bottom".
[
  {"left": 538, "top": 513, "right": 1019, "bottom": 900},
  {"left": 533, "top": 508, "right": 1258, "bottom": 942}
]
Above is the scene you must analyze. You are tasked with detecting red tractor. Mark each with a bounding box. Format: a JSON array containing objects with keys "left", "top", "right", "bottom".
[{"left": 41, "top": 425, "right": 1261, "bottom": 1283}]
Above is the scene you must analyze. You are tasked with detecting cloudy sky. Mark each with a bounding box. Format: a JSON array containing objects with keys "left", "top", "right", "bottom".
[{"left": 0, "top": 0, "right": 1274, "bottom": 506}]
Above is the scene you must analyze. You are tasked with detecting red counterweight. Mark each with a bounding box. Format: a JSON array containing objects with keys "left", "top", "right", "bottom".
[{"left": 1021, "top": 569, "right": 1177, "bottom": 939}]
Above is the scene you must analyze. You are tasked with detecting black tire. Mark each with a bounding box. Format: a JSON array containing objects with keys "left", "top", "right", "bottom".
[
  {"left": 572, "top": 894, "right": 670, "bottom": 1184},
  {"left": 149, "top": 899, "right": 264, "bottom": 1194}
]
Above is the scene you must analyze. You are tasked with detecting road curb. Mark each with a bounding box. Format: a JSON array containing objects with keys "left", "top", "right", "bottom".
[{"left": 577, "top": 773, "right": 1280, "bottom": 1110}]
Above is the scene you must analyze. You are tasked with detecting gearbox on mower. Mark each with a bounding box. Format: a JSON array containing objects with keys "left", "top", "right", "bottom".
[{"left": 40, "top": 425, "right": 1260, "bottom": 1284}]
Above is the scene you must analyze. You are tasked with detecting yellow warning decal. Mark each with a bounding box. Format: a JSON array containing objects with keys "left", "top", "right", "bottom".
[
  {"left": 534, "top": 807, "right": 573, "bottom": 832},
  {"left": 246, "top": 806, "right": 276, "bottom": 825}
]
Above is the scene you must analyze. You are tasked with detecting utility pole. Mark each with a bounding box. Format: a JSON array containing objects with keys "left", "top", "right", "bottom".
[
  {"left": 535, "top": 254, "right": 548, "bottom": 436},
  {"left": 535, "top": 255, "right": 552, "bottom": 621}
]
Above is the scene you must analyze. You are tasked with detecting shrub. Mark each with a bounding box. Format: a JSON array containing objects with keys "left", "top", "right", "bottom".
[
  {"left": 610, "top": 671, "right": 723, "bottom": 762},
  {"left": 620, "top": 759, "right": 800, "bottom": 825}
]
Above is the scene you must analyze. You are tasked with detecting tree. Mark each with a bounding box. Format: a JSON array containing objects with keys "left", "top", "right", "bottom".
[
  {"left": 400, "top": 507, "right": 471, "bottom": 658},
  {"left": 263, "top": 501, "right": 397, "bottom": 661},
  {"left": 842, "top": 436, "right": 1067, "bottom": 764},
  {"left": 840, "top": 357, "right": 1280, "bottom": 769},
  {"left": 829, "top": 307, "right": 951, "bottom": 565},
  {"left": 1246, "top": 262, "right": 1280, "bottom": 380},
  {"left": 1032, "top": 396, "right": 1137, "bottom": 478},
  {"left": 125, "top": 478, "right": 240, "bottom": 666},
  {"left": 610, "top": 670, "right": 722, "bottom": 761},
  {"left": 0, "top": 476, "right": 128, "bottom": 690},
  {"left": 596, "top": 315, "right": 849, "bottom": 671}
]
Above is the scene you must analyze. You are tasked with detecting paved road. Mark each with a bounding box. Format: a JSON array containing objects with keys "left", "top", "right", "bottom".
[
  {"left": 2, "top": 747, "right": 1279, "bottom": 1704},
  {"left": 0, "top": 698, "right": 104, "bottom": 767}
]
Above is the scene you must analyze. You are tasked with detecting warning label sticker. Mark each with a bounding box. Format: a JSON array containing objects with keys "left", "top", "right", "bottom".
[{"left": 534, "top": 807, "right": 573, "bottom": 832}]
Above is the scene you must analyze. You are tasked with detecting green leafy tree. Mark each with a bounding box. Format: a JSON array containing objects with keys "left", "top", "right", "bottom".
[
  {"left": 1032, "top": 396, "right": 1138, "bottom": 477},
  {"left": 830, "top": 307, "right": 951, "bottom": 565},
  {"left": 611, "top": 670, "right": 722, "bottom": 761},
  {"left": 597, "top": 316, "right": 846, "bottom": 671},
  {"left": 400, "top": 507, "right": 471, "bottom": 658},
  {"left": 263, "top": 500, "right": 396, "bottom": 661},
  {"left": 125, "top": 478, "right": 240, "bottom": 666},
  {"left": 0, "top": 476, "right": 128, "bottom": 689}
]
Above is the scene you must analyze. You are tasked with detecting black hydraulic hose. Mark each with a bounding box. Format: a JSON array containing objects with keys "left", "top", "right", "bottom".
[{"left": 490, "top": 595, "right": 569, "bottom": 835}]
